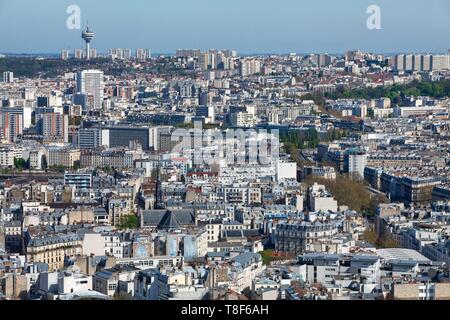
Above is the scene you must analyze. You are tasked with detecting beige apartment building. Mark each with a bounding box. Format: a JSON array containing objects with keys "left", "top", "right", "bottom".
[
  {"left": 390, "top": 282, "right": 450, "bottom": 300},
  {"left": 26, "top": 234, "right": 82, "bottom": 271},
  {"left": 47, "top": 148, "right": 81, "bottom": 168}
]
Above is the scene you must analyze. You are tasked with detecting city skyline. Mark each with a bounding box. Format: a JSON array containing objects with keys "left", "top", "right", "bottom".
[
  {"left": 0, "top": 0, "right": 450, "bottom": 54},
  {"left": 2, "top": 0, "right": 450, "bottom": 307}
]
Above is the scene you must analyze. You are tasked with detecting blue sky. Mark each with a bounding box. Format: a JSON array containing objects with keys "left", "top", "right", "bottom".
[{"left": 0, "top": 0, "right": 449, "bottom": 54}]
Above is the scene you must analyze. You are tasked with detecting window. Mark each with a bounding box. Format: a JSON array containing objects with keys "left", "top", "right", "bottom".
[{"left": 108, "top": 284, "right": 117, "bottom": 291}]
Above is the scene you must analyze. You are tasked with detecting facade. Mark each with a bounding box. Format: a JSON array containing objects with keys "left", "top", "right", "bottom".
[
  {"left": 2, "top": 71, "right": 14, "bottom": 83},
  {"left": 0, "top": 110, "right": 23, "bottom": 143},
  {"left": 47, "top": 148, "right": 81, "bottom": 168},
  {"left": 228, "top": 252, "right": 264, "bottom": 293},
  {"left": 308, "top": 183, "right": 338, "bottom": 212},
  {"left": 76, "top": 70, "right": 104, "bottom": 110},
  {"left": 78, "top": 128, "right": 107, "bottom": 149},
  {"left": 107, "top": 197, "right": 134, "bottom": 226},
  {"left": 395, "top": 54, "right": 450, "bottom": 71},
  {"left": 37, "top": 113, "right": 69, "bottom": 143},
  {"left": 61, "top": 50, "right": 70, "bottom": 60},
  {"left": 275, "top": 222, "right": 340, "bottom": 255},
  {"left": 0, "top": 145, "right": 23, "bottom": 167},
  {"left": 58, "top": 273, "right": 93, "bottom": 294},
  {"left": 391, "top": 282, "right": 450, "bottom": 300},
  {"left": 93, "top": 266, "right": 138, "bottom": 297},
  {"left": 345, "top": 150, "right": 367, "bottom": 179},
  {"left": 4, "top": 221, "right": 21, "bottom": 253},
  {"left": 296, "top": 253, "right": 381, "bottom": 286},
  {"left": 302, "top": 166, "right": 336, "bottom": 181},
  {"left": 136, "top": 49, "right": 151, "bottom": 61},
  {"left": 240, "top": 59, "right": 261, "bottom": 77},
  {"left": 103, "top": 127, "right": 150, "bottom": 150},
  {"left": 64, "top": 172, "right": 93, "bottom": 189},
  {"left": 134, "top": 269, "right": 170, "bottom": 300},
  {"left": 277, "top": 162, "right": 297, "bottom": 181},
  {"left": 26, "top": 234, "right": 82, "bottom": 271}
]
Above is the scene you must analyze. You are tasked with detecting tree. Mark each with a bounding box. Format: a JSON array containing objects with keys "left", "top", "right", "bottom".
[
  {"left": 259, "top": 250, "right": 287, "bottom": 266},
  {"left": 73, "top": 161, "right": 81, "bottom": 170},
  {"left": 380, "top": 233, "right": 398, "bottom": 248},
  {"left": 305, "top": 175, "right": 373, "bottom": 213},
  {"left": 69, "top": 116, "right": 82, "bottom": 126},
  {"left": 151, "top": 168, "right": 158, "bottom": 180},
  {"left": 118, "top": 215, "right": 139, "bottom": 230},
  {"left": 49, "top": 165, "right": 66, "bottom": 172},
  {"left": 301, "top": 93, "right": 325, "bottom": 107},
  {"left": 13, "top": 158, "right": 28, "bottom": 170},
  {"left": 368, "top": 193, "right": 389, "bottom": 216},
  {"left": 363, "top": 229, "right": 378, "bottom": 245},
  {"left": 363, "top": 228, "right": 397, "bottom": 249},
  {"left": 324, "top": 79, "right": 450, "bottom": 101},
  {"left": 113, "top": 292, "right": 133, "bottom": 300}
]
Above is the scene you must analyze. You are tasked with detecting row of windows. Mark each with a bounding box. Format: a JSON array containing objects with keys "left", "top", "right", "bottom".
[{"left": 419, "top": 288, "right": 434, "bottom": 293}]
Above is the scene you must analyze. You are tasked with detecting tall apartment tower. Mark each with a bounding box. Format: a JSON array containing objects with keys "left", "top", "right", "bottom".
[
  {"left": 61, "top": 50, "right": 70, "bottom": 60},
  {"left": 396, "top": 54, "right": 405, "bottom": 71},
  {"left": 2, "top": 72, "right": 14, "bottom": 83},
  {"left": 176, "top": 49, "right": 201, "bottom": 58},
  {"left": 413, "top": 54, "right": 422, "bottom": 72},
  {"left": 76, "top": 70, "right": 104, "bottom": 111},
  {"left": 123, "top": 49, "right": 132, "bottom": 60},
  {"left": 404, "top": 54, "right": 414, "bottom": 71},
  {"left": 136, "top": 49, "right": 151, "bottom": 61},
  {"left": 316, "top": 54, "right": 332, "bottom": 67},
  {"left": 422, "top": 54, "right": 432, "bottom": 72},
  {"left": 74, "top": 49, "right": 84, "bottom": 59},
  {"left": 432, "top": 55, "right": 450, "bottom": 71},
  {"left": 89, "top": 49, "right": 97, "bottom": 59},
  {"left": 0, "top": 110, "right": 23, "bottom": 143},
  {"left": 109, "top": 48, "right": 124, "bottom": 60},
  {"left": 240, "top": 58, "right": 262, "bottom": 77},
  {"left": 37, "top": 113, "right": 69, "bottom": 143}
]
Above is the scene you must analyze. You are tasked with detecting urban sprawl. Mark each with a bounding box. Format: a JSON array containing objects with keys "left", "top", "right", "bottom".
[{"left": 1, "top": 27, "right": 450, "bottom": 301}]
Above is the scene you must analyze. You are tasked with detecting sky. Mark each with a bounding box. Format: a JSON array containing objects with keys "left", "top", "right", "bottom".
[{"left": 0, "top": 0, "right": 449, "bottom": 54}]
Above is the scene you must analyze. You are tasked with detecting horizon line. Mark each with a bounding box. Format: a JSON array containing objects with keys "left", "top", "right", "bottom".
[{"left": 2, "top": 50, "right": 450, "bottom": 58}]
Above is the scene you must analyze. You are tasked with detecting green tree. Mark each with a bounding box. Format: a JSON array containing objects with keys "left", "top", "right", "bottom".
[
  {"left": 324, "top": 79, "right": 450, "bottom": 101},
  {"left": 118, "top": 215, "right": 139, "bottom": 230},
  {"left": 113, "top": 292, "right": 133, "bottom": 300},
  {"left": 13, "top": 158, "right": 28, "bottom": 170},
  {"left": 69, "top": 116, "right": 82, "bottom": 126}
]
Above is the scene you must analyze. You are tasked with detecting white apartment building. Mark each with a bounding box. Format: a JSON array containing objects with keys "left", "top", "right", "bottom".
[
  {"left": 0, "top": 146, "right": 23, "bottom": 167},
  {"left": 58, "top": 273, "right": 93, "bottom": 294},
  {"left": 103, "top": 233, "right": 132, "bottom": 259},
  {"left": 76, "top": 70, "right": 104, "bottom": 110}
]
